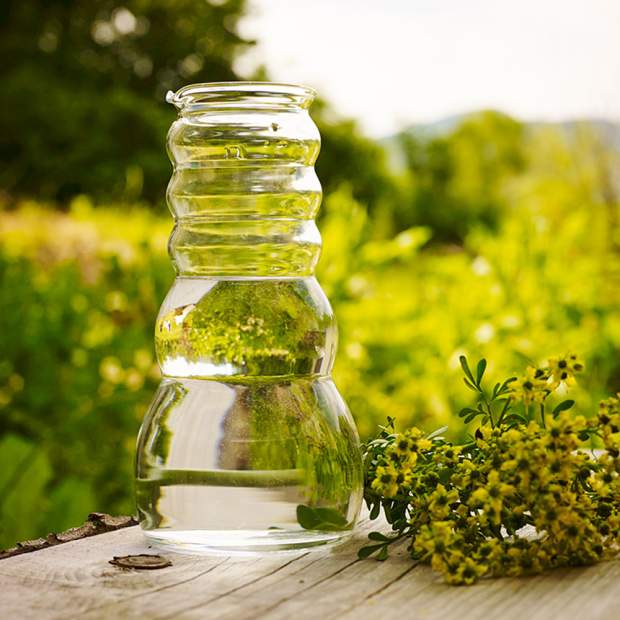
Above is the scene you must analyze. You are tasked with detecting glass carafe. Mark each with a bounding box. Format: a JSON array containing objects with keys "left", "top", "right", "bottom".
[{"left": 135, "top": 82, "right": 363, "bottom": 553}]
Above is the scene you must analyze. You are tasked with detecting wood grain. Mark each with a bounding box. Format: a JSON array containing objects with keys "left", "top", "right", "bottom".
[{"left": 1, "top": 512, "right": 619, "bottom": 620}]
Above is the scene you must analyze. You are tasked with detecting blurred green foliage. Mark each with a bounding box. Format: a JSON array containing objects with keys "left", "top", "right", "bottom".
[
  {"left": 2, "top": 117, "right": 620, "bottom": 547},
  {"left": 396, "top": 111, "right": 525, "bottom": 241},
  {"left": 1, "top": 0, "right": 620, "bottom": 549}
]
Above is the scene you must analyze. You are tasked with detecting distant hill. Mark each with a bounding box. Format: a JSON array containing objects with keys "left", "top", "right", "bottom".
[
  {"left": 530, "top": 119, "right": 620, "bottom": 151},
  {"left": 380, "top": 113, "right": 620, "bottom": 169},
  {"left": 380, "top": 113, "right": 472, "bottom": 143}
]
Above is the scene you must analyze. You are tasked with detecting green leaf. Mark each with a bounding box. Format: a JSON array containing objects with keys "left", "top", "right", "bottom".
[
  {"left": 368, "top": 531, "right": 390, "bottom": 542},
  {"left": 492, "top": 382, "right": 501, "bottom": 399},
  {"left": 499, "top": 377, "right": 518, "bottom": 393},
  {"left": 459, "top": 407, "right": 478, "bottom": 418},
  {"left": 296, "top": 504, "right": 321, "bottom": 529},
  {"left": 314, "top": 507, "right": 348, "bottom": 527},
  {"left": 427, "top": 426, "right": 448, "bottom": 440},
  {"left": 438, "top": 468, "right": 453, "bottom": 484},
  {"left": 358, "top": 544, "right": 383, "bottom": 559},
  {"left": 552, "top": 400, "right": 575, "bottom": 418},
  {"left": 504, "top": 414, "right": 528, "bottom": 426},
  {"left": 377, "top": 545, "right": 389, "bottom": 561},
  {"left": 459, "top": 355, "right": 476, "bottom": 384},
  {"left": 296, "top": 505, "right": 349, "bottom": 531},
  {"left": 476, "top": 359, "right": 487, "bottom": 385},
  {"left": 369, "top": 502, "right": 381, "bottom": 520},
  {"left": 463, "top": 378, "right": 478, "bottom": 392}
]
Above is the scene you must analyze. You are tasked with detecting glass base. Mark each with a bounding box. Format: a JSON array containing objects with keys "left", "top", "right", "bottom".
[{"left": 142, "top": 528, "right": 351, "bottom": 556}]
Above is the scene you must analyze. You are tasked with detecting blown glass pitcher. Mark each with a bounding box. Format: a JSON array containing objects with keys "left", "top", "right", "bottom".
[{"left": 135, "top": 82, "right": 363, "bottom": 553}]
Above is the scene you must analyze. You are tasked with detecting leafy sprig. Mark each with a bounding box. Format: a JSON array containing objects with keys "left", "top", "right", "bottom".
[
  {"left": 458, "top": 355, "right": 515, "bottom": 427},
  {"left": 359, "top": 355, "right": 620, "bottom": 585}
]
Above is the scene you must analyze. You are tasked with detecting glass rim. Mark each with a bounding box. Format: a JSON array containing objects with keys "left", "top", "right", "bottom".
[{"left": 166, "top": 81, "right": 317, "bottom": 110}]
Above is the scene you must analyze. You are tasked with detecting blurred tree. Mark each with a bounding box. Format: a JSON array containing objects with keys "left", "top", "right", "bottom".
[
  {"left": 0, "top": 0, "right": 251, "bottom": 202},
  {"left": 398, "top": 111, "right": 526, "bottom": 242},
  {"left": 0, "top": 1, "right": 404, "bottom": 219}
]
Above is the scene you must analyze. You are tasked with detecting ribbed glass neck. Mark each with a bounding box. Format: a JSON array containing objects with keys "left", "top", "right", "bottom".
[{"left": 166, "top": 82, "right": 322, "bottom": 278}]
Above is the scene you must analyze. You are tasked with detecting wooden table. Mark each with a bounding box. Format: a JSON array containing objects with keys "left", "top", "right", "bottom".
[{"left": 2, "top": 511, "right": 620, "bottom": 620}]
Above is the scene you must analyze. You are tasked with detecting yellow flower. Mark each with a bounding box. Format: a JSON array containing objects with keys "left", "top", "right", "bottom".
[
  {"left": 405, "top": 427, "right": 424, "bottom": 441},
  {"left": 429, "top": 484, "right": 459, "bottom": 518},
  {"left": 469, "top": 471, "right": 514, "bottom": 523},
  {"left": 371, "top": 464, "right": 399, "bottom": 498},
  {"left": 393, "top": 434, "right": 412, "bottom": 457},
  {"left": 470, "top": 487, "right": 489, "bottom": 506},
  {"left": 440, "top": 552, "right": 485, "bottom": 585},
  {"left": 387, "top": 435, "right": 419, "bottom": 468},
  {"left": 598, "top": 396, "right": 620, "bottom": 433},
  {"left": 454, "top": 557, "right": 487, "bottom": 585},
  {"left": 417, "top": 438, "right": 433, "bottom": 451},
  {"left": 415, "top": 521, "right": 456, "bottom": 556},
  {"left": 502, "top": 428, "right": 522, "bottom": 444},
  {"left": 474, "top": 539, "right": 503, "bottom": 563},
  {"left": 510, "top": 367, "right": 549, "bottom": 405},
  {"left": 548, "top": 355, "right": 584, "bottom": 387},
  {"left": 452, "top": 459, "right": 482, "bottom": 487}
]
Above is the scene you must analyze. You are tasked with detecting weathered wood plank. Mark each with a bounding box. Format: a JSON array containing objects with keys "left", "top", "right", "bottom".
[
  {"left": 1, "top": 513, "right": 619, "bottom": 620},
  {"left": 81, "top": 517, "right": 377, "bottom": 620},
  {"left": 339, "top": 556, "right": 620, "bottom": 620},
  {"left": 0, "top": 526, "right": 215, "bottom": 619}
]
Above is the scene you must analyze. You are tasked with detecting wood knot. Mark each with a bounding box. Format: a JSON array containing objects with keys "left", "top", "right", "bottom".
[{"left": 109, "top": 554, "right": 172, "bottom": 570}]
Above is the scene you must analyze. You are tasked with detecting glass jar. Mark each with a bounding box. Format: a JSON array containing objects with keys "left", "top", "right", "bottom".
[{"left": 135, "top": 82, "right": 363, "bottom": 553}]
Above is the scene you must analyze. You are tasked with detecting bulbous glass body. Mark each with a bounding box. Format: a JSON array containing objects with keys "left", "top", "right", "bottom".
[{"left": 136, "top": 83, "right": 363, "bottom": 553}]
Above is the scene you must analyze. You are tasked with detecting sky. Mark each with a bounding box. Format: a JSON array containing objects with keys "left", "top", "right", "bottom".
[{"left": 236, "top": 0, "right": 620, "bottom": 136}]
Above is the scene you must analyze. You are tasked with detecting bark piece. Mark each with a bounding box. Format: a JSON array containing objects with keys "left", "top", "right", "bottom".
[{"left": 0, "top": 513, "right": 138, "bottom": 560}]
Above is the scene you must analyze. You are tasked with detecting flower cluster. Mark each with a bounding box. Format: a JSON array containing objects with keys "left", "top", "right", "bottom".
[
  {"left": 509, "top": 355, "right": 584, "bottom": 406},
  {"left": 369, "top": 428, "right": 432, "bottom": 499},
  {"left": 360, "top": 356, "right": 620, "bottom": 585}
]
